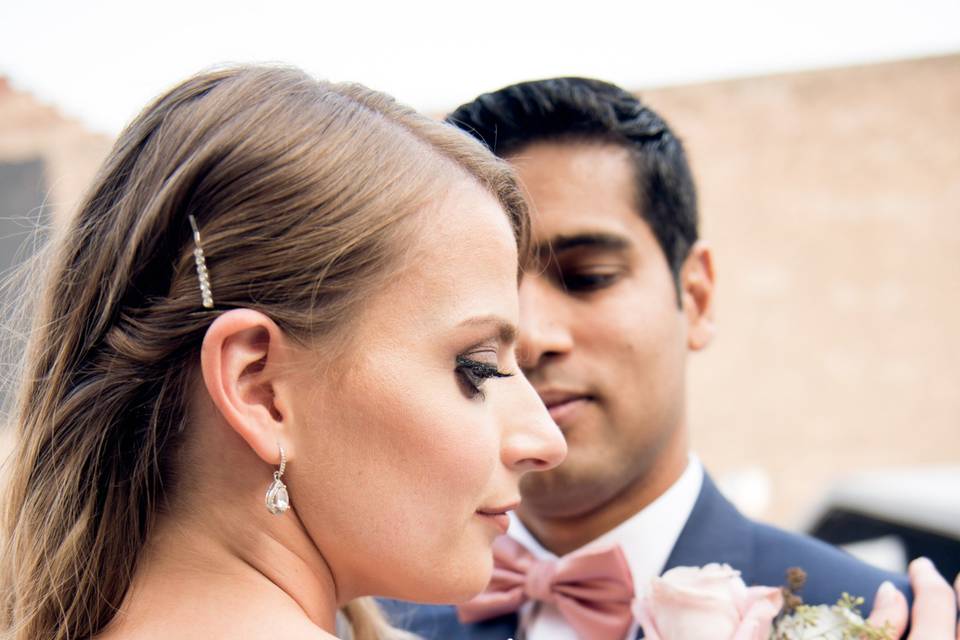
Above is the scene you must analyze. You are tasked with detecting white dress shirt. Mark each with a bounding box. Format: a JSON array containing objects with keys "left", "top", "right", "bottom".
[{"left": 507, "top": 454, "right": 704, "bottom": 640}]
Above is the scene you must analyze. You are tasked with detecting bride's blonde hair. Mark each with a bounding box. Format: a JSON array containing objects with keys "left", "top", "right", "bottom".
[{"left": 0, "top": 65, "right": 527, "bottom": 640}]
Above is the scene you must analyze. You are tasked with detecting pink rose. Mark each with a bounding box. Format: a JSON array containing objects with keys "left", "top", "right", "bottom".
[{"left": 634, "top": 563, "right": 784, "bottom": 640}]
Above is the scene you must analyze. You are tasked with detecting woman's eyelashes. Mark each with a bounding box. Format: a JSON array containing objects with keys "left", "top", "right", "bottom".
[{"left": 455, "top": 354, "right": 513, "bottom": 400}]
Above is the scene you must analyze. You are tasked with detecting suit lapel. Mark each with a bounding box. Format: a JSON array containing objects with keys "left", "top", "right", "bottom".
[{"left": 661, "top": 473, "right": 755, "bottom": 580}]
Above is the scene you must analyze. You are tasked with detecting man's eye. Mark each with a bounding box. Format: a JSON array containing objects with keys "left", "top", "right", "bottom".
[{"left": 560, "top": 271, "right": 619, "bottom": 292}]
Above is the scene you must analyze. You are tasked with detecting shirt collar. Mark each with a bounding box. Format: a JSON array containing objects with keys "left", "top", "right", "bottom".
[{"left": 508, "top": 453, "right": 704, "bottom": 587}]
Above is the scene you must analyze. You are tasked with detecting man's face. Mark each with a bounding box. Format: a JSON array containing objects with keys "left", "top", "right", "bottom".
[{"left": 510, "top": 141, "right": 710, "bottom": 519}]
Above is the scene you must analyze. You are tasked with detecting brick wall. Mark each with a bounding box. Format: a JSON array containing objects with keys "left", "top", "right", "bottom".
[{"left": 641, "top": 54, "right": 960, "bottom": 525}]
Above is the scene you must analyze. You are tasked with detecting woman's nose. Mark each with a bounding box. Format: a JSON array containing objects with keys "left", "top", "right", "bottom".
[{"left": 500, "top": 374, "right": 567, "bottom": 473}]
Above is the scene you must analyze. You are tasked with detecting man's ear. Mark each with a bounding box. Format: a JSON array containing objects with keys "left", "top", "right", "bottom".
[
  {"left": 680, "top": 241, "right": 717, "bottom": 352},
  {"left": 199, "top": 308, "right": 292, "bottom": 465}
]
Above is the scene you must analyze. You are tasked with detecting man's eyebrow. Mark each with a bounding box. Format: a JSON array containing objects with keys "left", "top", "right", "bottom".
[
  {"left": 456, "top": 315, "right": 518, "bottom": 344},
  {"left": 536, "top": 232, "right": 631, "bottom": 257}
]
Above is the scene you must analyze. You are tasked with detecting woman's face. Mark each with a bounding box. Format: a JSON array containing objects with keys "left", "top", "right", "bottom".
[{"left": 285, "top": 179, "right": 566, "bottom": 603}]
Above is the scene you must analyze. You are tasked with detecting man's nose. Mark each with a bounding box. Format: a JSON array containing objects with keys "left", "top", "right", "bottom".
[{"left": 517, "top": 277, "right": 574, "bottom": 373}]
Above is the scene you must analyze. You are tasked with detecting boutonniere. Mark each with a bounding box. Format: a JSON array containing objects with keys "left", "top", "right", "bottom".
[
  {"left": 771, "top": 568, "right": 894, "bottom": 640},
  {"left": 633, "top": 564, "right": 895, "bottom": 640}
]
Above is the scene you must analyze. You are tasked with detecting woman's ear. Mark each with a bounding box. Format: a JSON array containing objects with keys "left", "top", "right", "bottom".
[
  {"left": 680, "top": 241, "right": 717, "bottom": 352},
  {"left": 199, "top": 308, "right": 292, "bottom": 465}
]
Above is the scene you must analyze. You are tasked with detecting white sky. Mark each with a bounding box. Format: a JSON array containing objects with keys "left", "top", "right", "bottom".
[{"left": 2, "top": 0, "right": 959, "bottom": 136}]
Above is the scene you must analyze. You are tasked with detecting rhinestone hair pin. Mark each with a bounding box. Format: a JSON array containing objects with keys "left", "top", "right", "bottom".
[{"left": 188, "top": 215, "right": 214, "bottom": 309}]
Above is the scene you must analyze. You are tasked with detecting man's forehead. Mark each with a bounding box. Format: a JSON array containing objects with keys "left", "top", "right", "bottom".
[{"left": 512, "top": 141, "right": 636, "bottom": 202}]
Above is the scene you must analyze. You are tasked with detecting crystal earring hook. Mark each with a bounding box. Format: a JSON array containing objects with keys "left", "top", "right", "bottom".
[{"left": 265, "top": 444, "right": 290, "bottom": 515}]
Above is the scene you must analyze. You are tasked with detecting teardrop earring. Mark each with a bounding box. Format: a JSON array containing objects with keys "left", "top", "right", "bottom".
[{"left": 265, "top": 444, "right": 290, "bottom": 515}]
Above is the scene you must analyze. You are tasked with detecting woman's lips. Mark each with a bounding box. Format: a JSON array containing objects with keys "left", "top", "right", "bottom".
[
  {"left": 476, "top": 512, "right": 510, "bottom": 534},
  {"left": 476, "top": 500, "right": 518, "bottom": 535}
]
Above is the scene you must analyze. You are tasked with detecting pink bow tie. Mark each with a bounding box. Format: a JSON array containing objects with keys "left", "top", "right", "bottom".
[{"left": 458, "top": 535, "right": 635, "bottom": 640}]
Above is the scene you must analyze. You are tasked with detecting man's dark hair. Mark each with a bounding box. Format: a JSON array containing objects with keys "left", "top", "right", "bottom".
[{"left": 447, "top": 77, "right": 698, "bottom": 289}]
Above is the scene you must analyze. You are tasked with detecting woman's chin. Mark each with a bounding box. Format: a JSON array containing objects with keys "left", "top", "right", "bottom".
[{"left": 405, "top": 552, "right": 494, "bottom": 605}]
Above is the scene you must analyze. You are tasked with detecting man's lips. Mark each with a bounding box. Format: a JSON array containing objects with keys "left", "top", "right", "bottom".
[{"left": 537, "top": 389, "right": 594, "bottom": 426}]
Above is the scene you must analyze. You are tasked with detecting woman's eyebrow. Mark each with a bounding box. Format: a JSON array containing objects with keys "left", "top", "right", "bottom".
[{"left": 456, "top": 315, "right": 518, "bottom": 344}]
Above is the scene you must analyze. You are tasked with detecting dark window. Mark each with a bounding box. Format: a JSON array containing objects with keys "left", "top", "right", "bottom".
[
  {"left": 0, "top": 158, "right": 49, "bottom": 275},
  {"left": 0, "top": 157, "right": 49, "bottom": 415}
]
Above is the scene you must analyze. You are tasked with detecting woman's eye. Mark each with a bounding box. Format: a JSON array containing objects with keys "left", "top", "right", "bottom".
[
  {"left": 559, "top": 270, "right": 620, "bottom": 292},
  {"left": 455, "top": 355, "right": 512, "bottom": 400}
]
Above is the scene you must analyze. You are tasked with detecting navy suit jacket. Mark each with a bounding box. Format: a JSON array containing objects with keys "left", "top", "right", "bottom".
[{"left": 380, "top": 473, "right": 911, "bottom": 639}]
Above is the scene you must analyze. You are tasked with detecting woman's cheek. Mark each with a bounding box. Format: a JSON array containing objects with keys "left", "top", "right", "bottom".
[{"left": 411, "top": 398, "right": 499, "bottom": 506}]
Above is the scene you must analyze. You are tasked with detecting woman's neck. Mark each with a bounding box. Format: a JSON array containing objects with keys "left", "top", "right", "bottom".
[{"left": 100, "top": 506, "right": 339, "bottom": 638}]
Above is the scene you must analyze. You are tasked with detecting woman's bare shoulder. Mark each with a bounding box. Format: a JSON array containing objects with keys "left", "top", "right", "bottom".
[
  {"left": 96, "top": 616, "right": 335, "bottom": 640},
  {"left": 95, "top": 594, "right": 335, "bottom": 640}
]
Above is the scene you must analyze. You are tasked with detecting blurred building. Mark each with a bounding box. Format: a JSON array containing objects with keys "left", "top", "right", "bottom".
[
  {"left": 0, "top": 77, "right": 112, "bottom": 227},
  {"left": 0, "top": 55, "right": 957, "bottom": 534}
]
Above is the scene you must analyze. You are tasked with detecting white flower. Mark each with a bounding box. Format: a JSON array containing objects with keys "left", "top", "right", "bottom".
[{"left": 773, "top": 603, "right": 870, "bottom": 640}]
